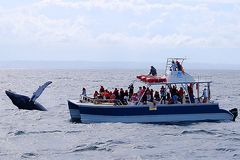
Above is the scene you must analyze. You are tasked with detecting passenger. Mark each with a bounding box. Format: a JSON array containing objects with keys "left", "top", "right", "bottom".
[
  {"left": 109, "top": 91, "right": 113, "bottom": 98},
  {"left": 176, "top": 61, "right": 183, "bottom": 72},
  {"left": 149, "top": 66, "right": 157, "bottom": 76},
  {"left": 160, "top": 86, "right": 167, "bottom": 104},
  {"left": 124, "top": 90, "right": 129, "bottom": 105},
  {"left": 178, "top": 87, "right": 185, "bottom": 104},
  {"left": 137, "top": 87, "right": 142, "bottom": 97},
  {"left": 124, "top": 90, "right": 129, "bottom": 98},
  {"left": 170, "top": 60, "right": 177, "bottom": 71},
  {"left": 137, "top": 87, "right": 142, "bottom": 98},
  {"left": 150, "top": 89, "right": 154, "bottom": 102},
  {"left": 119, "top": 88, "right": 125, "bottom": 104},
  {"left": 128, "top": 83, "right": 134, "bottom": 99},
  {"left": 202, "top": 88, "right": 208, "bottom": 103},
  {"left": 154, "top": 91, "right": 160, "bottom": 101},
  {"left": 171, "top": 85, "right": 178, "bottom": 104},
  {"left": 146, "top": 88, "right": 151, "bottom": 102},
  {"left": 131, "top": 93, "right": 139, "bottom": 104},
  {"left": 142, "top": 86, "right": 147, "bottom": 104},
  {"left": 107, "top": 90, "right": 111, "bottom": 99},
  {"left": 81, "top": 88, "right": 87, "bottom": 97},
  {"left": 113, "top": 88, "right": 120, "bottom": 100},
  {"left": 142, "top": 86, "right": 146, "bottom": 95},
  {"left": 188, "top": 84, "right": 195, "bottom": 103},
  {"left": 99, "top": 92, "right": 104, "bottom": 99},
  {"left": 103, "top": 90, "right": 110, "bottom": 99},
  {"left": 99, "top": 86, "right": 105, "bottom": 94},
  {"left": 109, "top": 92, "right": 116, "bottom": 103},
  {"left": 167, "top": 92, "right": 172, "bottom": 104},
  {"left": 93, "top": 91, "right": 99, "bottom": 99},
  {"left": 101, "top": 91, "right": 106, "bottom": 100}
]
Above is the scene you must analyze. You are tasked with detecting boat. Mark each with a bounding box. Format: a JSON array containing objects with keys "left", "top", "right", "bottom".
[{"left": 68, "top": 58, "right": 238, "bottom": 123}]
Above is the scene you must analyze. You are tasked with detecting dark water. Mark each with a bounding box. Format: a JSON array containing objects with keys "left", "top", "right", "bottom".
[{"left": 0, "top": 69, "right": 240, "bottom": 160}]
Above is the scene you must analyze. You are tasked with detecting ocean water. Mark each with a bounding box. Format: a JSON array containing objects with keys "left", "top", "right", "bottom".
[{"left": 0, "top": 69, "right": 240, "bottom": 160}]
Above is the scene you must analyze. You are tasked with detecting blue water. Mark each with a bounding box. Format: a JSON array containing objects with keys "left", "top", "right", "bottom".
[{"left": 0, "top": 69, "right": 240, "bottom": 160}]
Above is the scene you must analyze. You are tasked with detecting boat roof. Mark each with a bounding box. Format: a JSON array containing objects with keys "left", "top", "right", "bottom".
[{"left": 140, "top": 81, "right": 212, "bottom": 86}]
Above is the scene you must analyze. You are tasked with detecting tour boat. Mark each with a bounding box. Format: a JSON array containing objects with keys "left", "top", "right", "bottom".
[{"left": 68, "top": 58, "right": 238, "bottom": 123}]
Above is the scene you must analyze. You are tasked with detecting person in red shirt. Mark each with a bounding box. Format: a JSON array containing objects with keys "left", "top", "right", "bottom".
[
  {"left": 109, "top": 92, "right": 116, "bottom": 103},
  {"left": 103, "top": 90, "right": 110, "bottom": 99}
]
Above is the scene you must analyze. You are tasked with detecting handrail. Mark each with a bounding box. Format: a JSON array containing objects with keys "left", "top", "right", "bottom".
[
  {"left": 165, "top": 57, "right": 186, "bottom": 76},
  {"left": 80, "top": 95, "right": 123, "bottom": 105},
  {"left": 194, "top": 76, "right": 212, "bottom": 83}
]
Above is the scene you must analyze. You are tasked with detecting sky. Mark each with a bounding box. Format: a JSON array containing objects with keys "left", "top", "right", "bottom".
[{"left": 0, "top": 0, "right": 240, "bottom": 66}]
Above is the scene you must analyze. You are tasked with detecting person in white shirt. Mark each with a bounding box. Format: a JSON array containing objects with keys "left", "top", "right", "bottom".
[
  {"left": 170, "top": 61, "right": 177, "bottom": 71},
  {"left": 202, "top": 88, "right": 208, "bottom": 103}
]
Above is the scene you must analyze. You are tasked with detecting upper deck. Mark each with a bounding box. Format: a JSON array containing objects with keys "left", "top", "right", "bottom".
[{"left": 137, "top": 58, "right": 212, "bottom": 86}]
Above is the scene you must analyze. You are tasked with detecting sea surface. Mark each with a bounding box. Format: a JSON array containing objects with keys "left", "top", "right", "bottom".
[{"left": 0, "top": 69, "right": 240, "bottom": 160}]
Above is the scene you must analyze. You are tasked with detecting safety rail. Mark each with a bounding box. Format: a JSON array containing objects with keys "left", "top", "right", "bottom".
[
  {"left": 194, "top": 76, "right": 213, "bottom": 83},
  {"left": 165, "top": 57, "right": 186, "bottom": 76},
  {"left": 80, "top": 95, "right": 123, "bottom": 105}
]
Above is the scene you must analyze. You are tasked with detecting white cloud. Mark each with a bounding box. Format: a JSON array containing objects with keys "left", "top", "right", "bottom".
[
  {"left": 38, "top": 0, "right": 209, "bottom": 13},
  {"left": 0, "top": 5, "right": 90, "bottom": 45},
  {"left": 0, "top": 0, "right": 239, "bottom": 49}
]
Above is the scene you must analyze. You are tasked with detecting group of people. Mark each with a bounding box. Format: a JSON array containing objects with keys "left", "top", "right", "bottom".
[
  {"left": 92, "top": 86, "right": 132, "bottom": 105},
  {"left": 170, "top": 60, "right": 184, "bottom": 72},
  {"left": 81, "top": 82, "right": 208, "bottom": 105},
  {"left": 134, "top": 84, "right": 195, "bottom": 105}
]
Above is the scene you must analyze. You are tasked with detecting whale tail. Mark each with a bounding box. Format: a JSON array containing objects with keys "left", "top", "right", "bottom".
[{"left": 30, "top": 81, "right": 52, "bottom": 102}]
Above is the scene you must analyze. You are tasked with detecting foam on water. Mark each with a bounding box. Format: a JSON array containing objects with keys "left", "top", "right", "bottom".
[{"left": 0, "top": 69, "right": 240, "bottom": 160}]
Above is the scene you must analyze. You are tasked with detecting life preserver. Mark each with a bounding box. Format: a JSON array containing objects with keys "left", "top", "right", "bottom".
[
  {"left": 146, "top": 77, "right": 167, "bottom": 83},
  {"left": 146, "top": 77, "right": 156, "bottom": 83},
  {"left": 141, "top": 75, "right": 148, "bottom": 82},
  {"left": 137, "top": 75, "right": 148, "bottom": 80},
  {"left": 137, "top": 75, "right": 167, "bottom": 83},
  {"left": 157, "top": 77, "right": 167, "bottom": 83},
  {"left": 137, "top": 75, "right": 143, "bottom": 79}
]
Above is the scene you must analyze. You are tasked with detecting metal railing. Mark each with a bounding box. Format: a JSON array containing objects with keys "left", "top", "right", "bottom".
[
  {"left": 194, "top": 75, "right": 212, "bottom": 83},
  {"left": 80, "top": 95, "right": 123, "bottom": 105}
]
